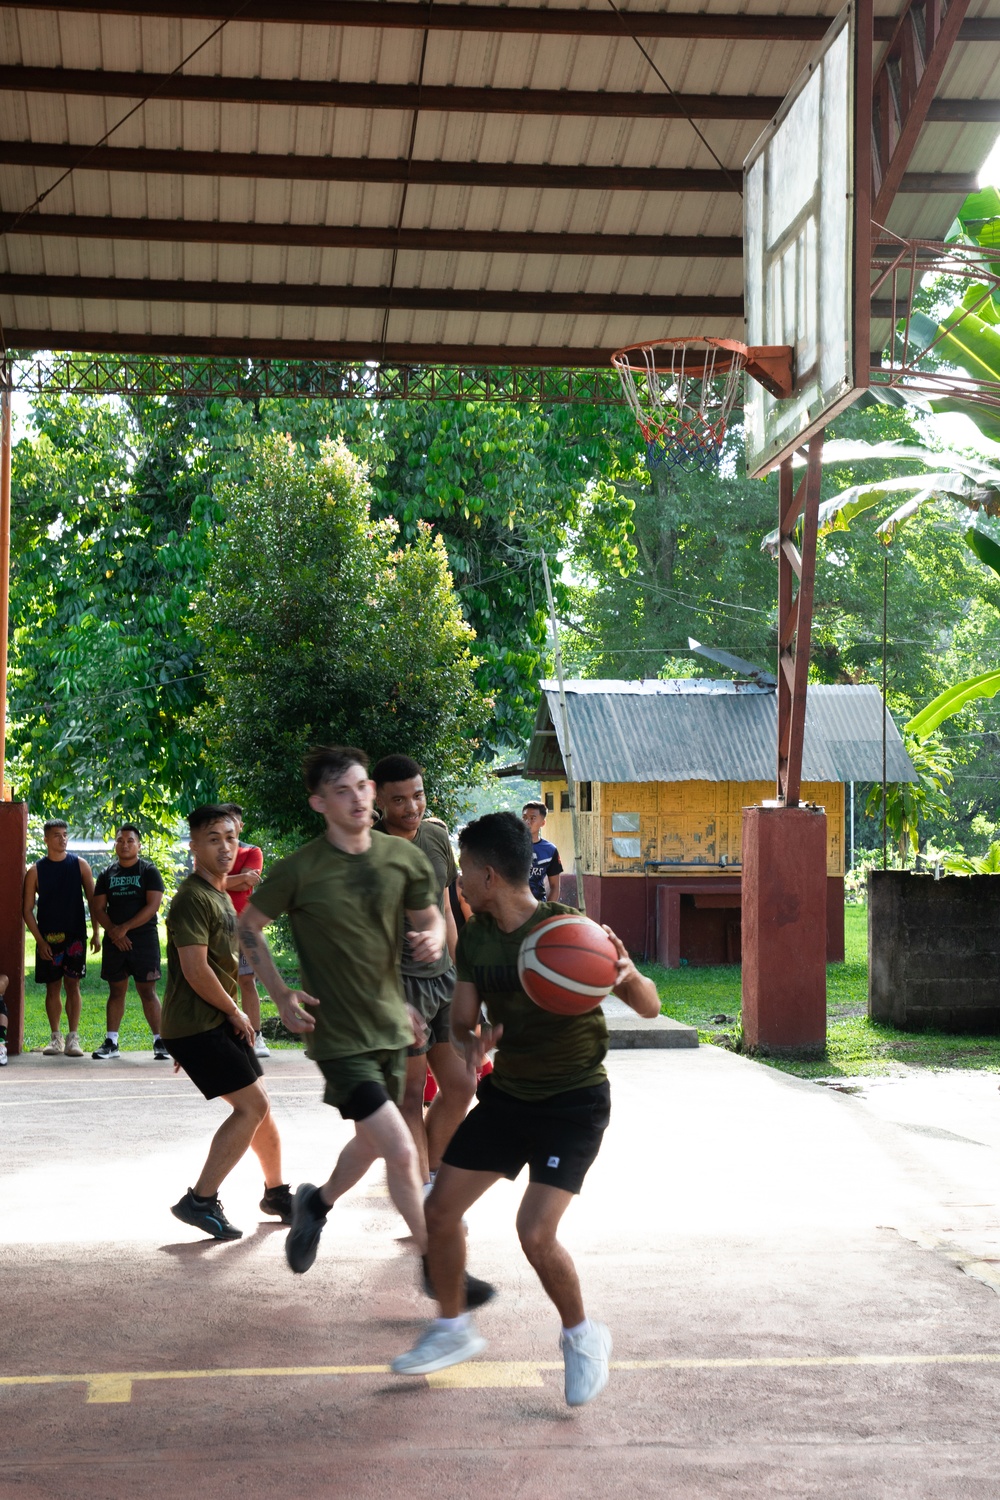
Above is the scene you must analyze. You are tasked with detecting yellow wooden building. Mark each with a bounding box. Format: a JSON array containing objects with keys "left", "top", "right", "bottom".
[{"left": 517, "top": 679, "right": 913, "bottom": 965}]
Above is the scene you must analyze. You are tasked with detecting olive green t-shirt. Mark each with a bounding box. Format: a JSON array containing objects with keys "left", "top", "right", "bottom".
[
  {"left": 252, "top": 833, "right": 439, "bottom": 1062},
  {"left": 455, "top": 900, "right": 609, "bottom": 1102},
  {"left": 374, "top": 819, "right": 457, "bottom": 979},
  {"left": 161, "top": 873, "right": 239, "bottom": 1041}
]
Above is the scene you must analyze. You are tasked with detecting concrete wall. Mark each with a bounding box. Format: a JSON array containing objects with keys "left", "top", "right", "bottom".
[{"left": 869, "top": 871, "right": 1000, "bottom": 1032}]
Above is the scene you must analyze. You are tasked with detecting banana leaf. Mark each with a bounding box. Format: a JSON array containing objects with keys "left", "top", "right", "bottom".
[
  {"left": 762, "top": 471, "right": 989, "bottom": 553},
  {"left": 966, "top": 525, "right": 1000, "bottom": 578},
  {"left": 906, "top": 669, "right": 1000, "bottom": 738}
]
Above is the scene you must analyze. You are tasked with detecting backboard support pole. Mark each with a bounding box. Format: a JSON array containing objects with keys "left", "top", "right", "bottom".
[
  {"left": 776, "top": 430, "right": 824, "bottom": 807},
  {"left": 871, "top": 0, "right": 971, "bottom": 227}
]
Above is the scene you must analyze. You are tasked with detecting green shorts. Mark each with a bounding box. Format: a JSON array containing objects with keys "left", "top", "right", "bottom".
[{"left": 316, "top": 1048, "right": 408, "bottom": 1119}]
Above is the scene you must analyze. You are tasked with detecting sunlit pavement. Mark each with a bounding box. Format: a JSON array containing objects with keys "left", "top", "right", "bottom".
[{"left": 5, "top": 1044, "right": 1000, "bottom": 1498}]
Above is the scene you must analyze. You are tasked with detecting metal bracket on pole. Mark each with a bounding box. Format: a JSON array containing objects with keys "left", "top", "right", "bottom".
[{"left": 776, "top": 431, "right": 824, "bottom": 807}]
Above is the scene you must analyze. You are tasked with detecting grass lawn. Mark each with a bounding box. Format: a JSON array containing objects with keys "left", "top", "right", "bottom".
[
  {"left": 641, "top": 904, "right": 1000, "bottom": 1080},
  {"left": 18, "top": 932, "right": 303, "bottom": 1054}
]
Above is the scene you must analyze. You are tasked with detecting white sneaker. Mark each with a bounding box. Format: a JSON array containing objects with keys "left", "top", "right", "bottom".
[
  {"left": 42, "top": 1033, "right": 64, "bottom": 1055},
  {"left": 253, "top": 1032, "right": 270, "bottom": 1058},
  {"left": 391, "top": 1320, "right": 487, "bottom": 1376},
  {"left": 0, "top": 1040, "right": 7, "bottom": 1066},
  {"left": 64, "top": 1032, "right": 84, "bottom": 1058},
  {"left": 561, "top": 1320, "right": 612, "bottom": 1407}
]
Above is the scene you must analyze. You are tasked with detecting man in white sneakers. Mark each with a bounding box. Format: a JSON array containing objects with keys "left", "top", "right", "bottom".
[{"left": 391, "top": 811, "right": 659, "bottom": 1406}]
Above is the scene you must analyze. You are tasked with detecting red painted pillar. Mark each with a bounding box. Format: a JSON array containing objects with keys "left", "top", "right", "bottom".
[
  {"left": 0, "top": 800, "right": 27, "bottom": 1054},
  {"left": 741, "top": 804, "right": 827, "bottom": 1054},
  {"left": 656, "top": 885, "right": 681, "bottom": 968}
]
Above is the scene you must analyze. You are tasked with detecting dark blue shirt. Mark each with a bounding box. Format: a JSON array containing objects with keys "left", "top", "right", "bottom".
[{"left": 528, "top": 837, "right": 563, "bottom": 900}]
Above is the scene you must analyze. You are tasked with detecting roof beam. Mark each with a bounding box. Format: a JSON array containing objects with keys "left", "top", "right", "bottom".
[
  {"left": 0, "top": 67, "right": 782, "bottom": 119},
  {"left": 0, "top": 211, "right": 743, "bottom": 259},
  {"left": 0, "top": 66, "right": 992, "bottom": 123},
  {"left": 0, "top": 2, "right": 915, "bottom": 43},
  {"left": 5, "top": 328, "right": 626, "bottom": 368},
  {"left": 0, "top": 271, "right": 743, "bottom": 318},
  {"left": 0, "top": 140, "right": 966, "bottom": 195}
]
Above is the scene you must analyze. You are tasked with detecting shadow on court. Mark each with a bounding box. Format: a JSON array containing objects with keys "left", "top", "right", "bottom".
[{"left": 4, "top": 1045, "right": 1000, "bottom": 1498}]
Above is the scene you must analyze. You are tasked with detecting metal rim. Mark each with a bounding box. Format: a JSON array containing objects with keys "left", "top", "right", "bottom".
[{"left": 610, "top": 335, "right": 750, "bottom": 376}]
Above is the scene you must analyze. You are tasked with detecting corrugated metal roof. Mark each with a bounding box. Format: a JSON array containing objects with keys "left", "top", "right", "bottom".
[
  {"left": 0, "top": 0, "right": 994, "bottom": 363},
  {"left": 526, "top": 680, "right": 916, "bottom": 782}
]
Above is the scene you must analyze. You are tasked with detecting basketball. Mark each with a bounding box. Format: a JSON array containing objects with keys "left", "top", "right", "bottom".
[{"left": 518, "top": 915, "right": 620, "bottom": 1016}]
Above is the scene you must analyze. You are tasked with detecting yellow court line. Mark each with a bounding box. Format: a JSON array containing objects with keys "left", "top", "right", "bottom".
[
  {"left": 0, "top": 1088, "right": 321, "bottom": 1107},
  {"left": 3, "top": 1352, "right": 1000, "bottom": 1404}
]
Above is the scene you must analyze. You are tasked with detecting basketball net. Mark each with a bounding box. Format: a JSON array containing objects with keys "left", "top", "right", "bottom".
[{"left": 611, "top": 337, "right": 748, "bottom": 472}]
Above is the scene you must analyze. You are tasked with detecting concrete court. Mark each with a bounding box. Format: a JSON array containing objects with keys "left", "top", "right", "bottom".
[{"left": 5, "top": 1047, "right": 1000, "bottom": 1499}]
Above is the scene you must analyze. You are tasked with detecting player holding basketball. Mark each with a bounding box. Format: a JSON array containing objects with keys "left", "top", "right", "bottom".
[
  {"left": 391, "top": 810, "right": 659, "bottom": 1405},
  {"left": 236, "top": 746, "right": 494, "bottom": 1309}
]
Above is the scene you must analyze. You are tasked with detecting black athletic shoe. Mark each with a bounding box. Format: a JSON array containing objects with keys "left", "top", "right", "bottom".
[
  {"left": 421, "top": 1256, "right": 497, "bottom": 1310},
  {"left": 260, "top": 1183, "right": 294, "bottom": 1224},
  {"left": 152, "top": 1037, "right": 170, "bottom": 1061},
  {"left": 171, "top": 1188, "right": 243, "bottom": 1241},
  {"left": 285, "top": 1183, "right": 328, "bottom": 1273},
  {"left": 92, "top": 1036, "right": 120, "bottom": 1060}
]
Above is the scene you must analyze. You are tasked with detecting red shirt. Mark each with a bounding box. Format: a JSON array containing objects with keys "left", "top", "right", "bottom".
[{"left": 229, "top": 842, "right": 263, "bottom": 915}]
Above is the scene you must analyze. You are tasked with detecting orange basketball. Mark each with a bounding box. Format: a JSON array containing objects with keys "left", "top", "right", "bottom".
[{"left": 518, "top": 915, "right": 620, "bottom": 1016}]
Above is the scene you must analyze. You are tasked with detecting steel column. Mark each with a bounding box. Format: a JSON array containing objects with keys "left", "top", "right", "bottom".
[{"left": 776, "top": 431, "right": 824, "bottom": 806}]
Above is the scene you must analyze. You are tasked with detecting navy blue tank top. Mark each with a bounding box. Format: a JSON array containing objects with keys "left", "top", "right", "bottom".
[{"left": 36, "top": 854, "right": 86, "bottom": 939}]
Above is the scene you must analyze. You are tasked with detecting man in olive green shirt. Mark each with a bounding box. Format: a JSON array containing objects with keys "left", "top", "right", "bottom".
[
  {"left": 391, "top": 810, "right": 660, "bottom": 1403},
  {"left": 162, "top": 805, "right": 292, "bottom": 1242},
  {"left": 372, "top": 752, "right": 475, "bottom": 1187},
  {"left": 238, "top": 745, "right": 495, "bottom": 1314}
]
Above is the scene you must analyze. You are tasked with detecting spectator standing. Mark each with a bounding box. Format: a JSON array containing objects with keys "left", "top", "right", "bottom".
[
  {"left": 0, "top": 973, "right": 8, "bottom": 1066},
  {"left": 23, "top": 820, "right": 98, "bottom": 1058},
  {"left": 521, "top": 801, "right": 564, "bottom": 901},
  {"left": 222, "top": 803, "right": 268, "bottom": 1059},
  {"left": 91, "top": 823, "right": 169, "bottom": 1061}
]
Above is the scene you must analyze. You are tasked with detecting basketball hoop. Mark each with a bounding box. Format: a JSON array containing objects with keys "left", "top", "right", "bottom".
[{"left": 612, "top": 337, "right": 795, "bottom": 472}]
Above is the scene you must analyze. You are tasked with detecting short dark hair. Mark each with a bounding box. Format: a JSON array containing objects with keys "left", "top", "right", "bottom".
[
  {"left": 221, "top": 802, "right": 243, "bottom": 819},
  {"left": 43, "top": 819, "right": 68, "bottom": 834},
  {"left": 303, "top": 745, "right": 369, "bottom": 794},
  {"left": 187, "top": 803, "right": 236, "bottom": 833},
  {"left": 116, "top": 823, "right": 141, "bottom": 839},
  {"left": 522, "top": 801, "right": 547, "bottom": 817},
  {"left": 372, "top": 754, "right": 424, "bottom": 788},
  {"left": 459, "top": 811, "right": 533, "bottom": 885}
]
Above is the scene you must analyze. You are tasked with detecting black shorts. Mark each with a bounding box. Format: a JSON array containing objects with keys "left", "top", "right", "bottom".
[
  {"left": 35, "top": 934, "right": 86, "bottom": 984},
  {"left": 100, "top": 930, "right": 162, "bottom": 984},
  {"left": 442, "top": 1074, "right": 611, "bottom": 1195},
  {"left": 164, "top": 1024, "right": 263, "bottom": 1100}
]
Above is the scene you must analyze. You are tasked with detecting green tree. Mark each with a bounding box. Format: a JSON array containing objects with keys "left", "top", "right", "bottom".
[
  {"left": 8, "top": 393, "right": 218, "bottom": 832},
  {"left": 128, "top": 388, "right": 640, "bottom": 751},
  {"left": 195, "top": 433, "right": 490, "bottom": 838}
]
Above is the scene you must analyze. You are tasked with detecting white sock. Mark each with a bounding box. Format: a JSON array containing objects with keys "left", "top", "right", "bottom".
[
  {"left": 434, "top": 1313, "right": 470, "bottom": 1333},
  {"left": 50, "top": 1030, "right": 60, "bottom": 1040},
  {"left": 107, "top": 1031, "right": 119, "bottom": 1044},
  {"left": 67, "top": 1028, "right": 78, "bottom": 1037},
  {"left": 562, "top": 1318, "right": 591, "bottom": 1339}
]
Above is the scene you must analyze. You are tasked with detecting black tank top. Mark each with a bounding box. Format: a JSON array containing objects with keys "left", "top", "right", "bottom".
[{"left": 36, "top": 854, "right": 86, "bottom": 939}]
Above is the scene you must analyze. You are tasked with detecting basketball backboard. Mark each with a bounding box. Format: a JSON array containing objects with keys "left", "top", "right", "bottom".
[{"left": 743, "top": 0, "right": 871, "bottom": 478}]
